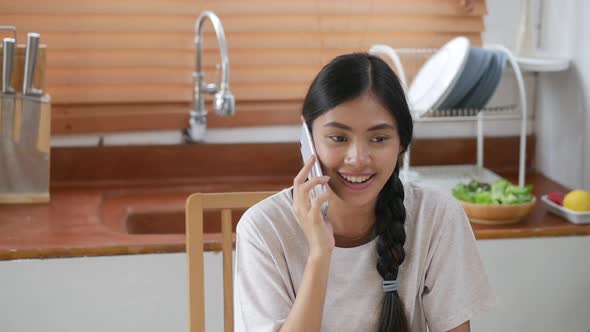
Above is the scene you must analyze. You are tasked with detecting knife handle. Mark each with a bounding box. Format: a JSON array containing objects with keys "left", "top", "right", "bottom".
[
  {"left": 2, "top": 37, "right": 15, "bottom": 94},
  {"left": 23, "top": 32, "right": 42, "bottom": 97}
]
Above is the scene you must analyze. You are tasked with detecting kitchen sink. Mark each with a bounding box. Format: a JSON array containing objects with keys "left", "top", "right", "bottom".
[
  {"left": 125, "top": 208, "right": 246, "bottom": 235},
  {"left": 99, "top": 183, "right": 285, "bottom": 236}
]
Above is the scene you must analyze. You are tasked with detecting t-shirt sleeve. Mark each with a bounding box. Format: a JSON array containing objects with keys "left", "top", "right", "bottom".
[
  {"left": 234, "top": 210, "right": 293, "bottom": 332},
  {"left": 421, "top": 195, "right": 497, "bottom": 332}
]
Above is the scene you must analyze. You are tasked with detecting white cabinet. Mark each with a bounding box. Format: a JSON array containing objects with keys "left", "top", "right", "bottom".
[
  {"left": 1, "top": 237, "right": 589, "bottom": 332},
  {"left": 474, "top": 236, "right": 590, "bottom": 332},
  {"left": 0, "top": 253, "right": 190, "bottom": 332}
]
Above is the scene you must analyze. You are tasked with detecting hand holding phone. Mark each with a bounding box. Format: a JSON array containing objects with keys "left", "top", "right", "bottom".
[{"left": 300, "top": 121, "right": 329, "bottom": 216}]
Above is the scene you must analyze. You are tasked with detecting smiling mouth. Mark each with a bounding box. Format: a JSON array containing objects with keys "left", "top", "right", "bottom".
[{"left": 337, "top": 173, "right": 375, "bottom": 184}]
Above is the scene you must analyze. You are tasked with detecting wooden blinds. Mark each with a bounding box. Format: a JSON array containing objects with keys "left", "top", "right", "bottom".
[{"left": 0, "top": 0, "right": 486, "bottom": 134}]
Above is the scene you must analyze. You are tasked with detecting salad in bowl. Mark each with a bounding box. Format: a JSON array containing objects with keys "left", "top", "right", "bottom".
[{"left": 452, "top": 179, "right": 536, "bottom": 225}]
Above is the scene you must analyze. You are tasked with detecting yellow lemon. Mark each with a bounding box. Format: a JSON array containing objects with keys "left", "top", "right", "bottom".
[{"left": 563, "top": 190, "right": 590, "bottom": 212}]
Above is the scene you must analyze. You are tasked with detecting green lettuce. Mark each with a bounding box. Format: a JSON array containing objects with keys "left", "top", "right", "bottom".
[{"left": 452, "top": 179, "right": 533, "bottom": 205}]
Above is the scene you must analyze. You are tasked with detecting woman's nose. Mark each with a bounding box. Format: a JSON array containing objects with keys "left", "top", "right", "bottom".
[{"left": 344, "top": 143, "right": 370, "bottom": 167}]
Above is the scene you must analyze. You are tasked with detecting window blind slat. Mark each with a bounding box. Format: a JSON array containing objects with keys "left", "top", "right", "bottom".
[
  {"left": 47, "top": 49, "right": 328, "bottom": 68},
  {"left": 50, "top": 83, "right": 309, "bottom": 104},
  {"left": 46, "top": 67, "right": 320, "bottom": 85}
]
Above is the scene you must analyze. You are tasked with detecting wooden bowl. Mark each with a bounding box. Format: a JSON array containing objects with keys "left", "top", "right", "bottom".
[{"left": 459, "top": 197, "right": 536, "bottom": 225}]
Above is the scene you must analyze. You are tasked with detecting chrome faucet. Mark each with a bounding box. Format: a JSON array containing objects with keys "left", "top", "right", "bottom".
[{"left": 185, "top": 11, "right": 235, "bottom": 142}]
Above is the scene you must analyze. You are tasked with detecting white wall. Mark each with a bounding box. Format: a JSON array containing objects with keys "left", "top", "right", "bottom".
[
  {"left": 1, "top": 237, "right": 589, "bottom": 332},
  {"left": 581, "top": 1, "right": 590, "bottom": 192},
  {"left": 485, "top": 0, "right": 589, "bottom": 190},
  {"left": 534, "top": 0, "right": 589, "bottom": 190}
]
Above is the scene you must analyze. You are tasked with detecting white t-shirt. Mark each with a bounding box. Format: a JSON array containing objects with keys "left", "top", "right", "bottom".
[{"left": 234, "top": 183, "right": 496, "bottom": 332}]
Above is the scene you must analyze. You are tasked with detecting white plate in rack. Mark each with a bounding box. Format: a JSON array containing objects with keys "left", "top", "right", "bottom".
[
  {"left": 408, "top": 37, "right": 470, "bottom": 117},
  {"left": 540, "top": 195, "right": 590, "bottom": 224}
]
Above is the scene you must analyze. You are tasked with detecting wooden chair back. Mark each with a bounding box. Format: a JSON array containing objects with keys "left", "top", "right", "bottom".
[{"left": 185, "top": 191, "right": 275, "bottom": 332}]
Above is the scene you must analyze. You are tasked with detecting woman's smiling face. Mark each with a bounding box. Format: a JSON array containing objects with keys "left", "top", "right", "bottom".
[{"left": 312, "top": 93, "right": 402, "bottom": 208}]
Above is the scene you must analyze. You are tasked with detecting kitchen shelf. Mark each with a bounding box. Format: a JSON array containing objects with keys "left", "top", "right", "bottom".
[
  {"left": 516, "top": 56, "right": 570, "bottom": 72},
  {"left": 370, "top": 43, "right": 528, "bottom": 188}
]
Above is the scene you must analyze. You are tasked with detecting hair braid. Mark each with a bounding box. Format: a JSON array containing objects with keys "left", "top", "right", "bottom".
[{"left": 375, "top": 163, "right": 409, "bottom": 332}]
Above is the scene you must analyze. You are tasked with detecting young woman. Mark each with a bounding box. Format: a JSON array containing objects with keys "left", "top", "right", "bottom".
[{"left": 234, "top": 53, "right": 496, "bottom": 332}]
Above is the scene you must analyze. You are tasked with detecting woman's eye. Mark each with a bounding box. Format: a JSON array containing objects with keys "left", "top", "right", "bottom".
[
  {"left": 371, "top": 136, "right": 389, "bottom": 143},
  {"left": 328, "top": 135, "right": 346, "bottom": 142}
]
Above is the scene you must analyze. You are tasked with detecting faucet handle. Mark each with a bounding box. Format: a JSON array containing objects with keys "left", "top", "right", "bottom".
[{"left": 204, "top": 82, "right": 217, "bottom": 93}]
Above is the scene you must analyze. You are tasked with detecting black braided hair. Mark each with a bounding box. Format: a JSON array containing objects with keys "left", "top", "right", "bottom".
[
  {"left": 375, "top": 163, "right": 409, "bottom": 332},
  {"left": 302, "top": 53, "right": 413, "bottom": 332}
]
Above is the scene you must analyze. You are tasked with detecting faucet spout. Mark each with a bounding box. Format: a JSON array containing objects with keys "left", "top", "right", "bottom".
[{"left": 186, "top": 11, "right": 235, "bottom": 143}]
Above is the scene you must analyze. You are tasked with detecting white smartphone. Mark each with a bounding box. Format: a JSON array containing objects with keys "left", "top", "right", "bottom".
[{"left": 300, "top": 121, "right": 329, "bottom": 216}]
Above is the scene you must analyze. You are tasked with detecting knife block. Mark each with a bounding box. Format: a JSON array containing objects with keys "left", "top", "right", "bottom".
[{"left": 0, "top": 44, "right": 51, "bottom": 204}]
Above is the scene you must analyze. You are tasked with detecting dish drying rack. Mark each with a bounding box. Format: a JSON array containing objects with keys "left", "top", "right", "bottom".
[{"left": 369, "top": 44, "right": 528, "bottom": 191}]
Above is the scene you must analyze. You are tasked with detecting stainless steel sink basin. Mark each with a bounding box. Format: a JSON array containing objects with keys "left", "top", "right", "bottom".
[{"left": 124, "top": 208, "right": 246, "bottom": 235}]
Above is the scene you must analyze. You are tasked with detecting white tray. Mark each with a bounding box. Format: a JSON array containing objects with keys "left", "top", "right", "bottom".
[
  {"left": 540, "top": 195, "right": 590, "bottom": 224},
  {"left": 401, "top": 164, "right": 503, "bottom": 193}
]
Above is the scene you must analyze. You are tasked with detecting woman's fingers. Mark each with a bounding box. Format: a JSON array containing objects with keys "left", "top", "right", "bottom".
[
  {"left": 293, "top": 154, "right": 329, "bottom": 210},
  {"left": 293, "top": 176, "right": 330, "bottom": 218},
  {"left": 293, "top": 155, "right": 316, "bottom": 186},
  {"left": 295, "top": 176, "right": 329, "bottom": 208},
  {"left": 310, "top": 188, "right": 331, "bottom": 223},
  {"left": 300, "top": 175, "right": 330, "bottom": 195}
]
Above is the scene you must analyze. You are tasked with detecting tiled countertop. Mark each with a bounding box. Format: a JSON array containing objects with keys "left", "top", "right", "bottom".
[{"left": 1, "top": 173, "right": 589, "bottom": 261}]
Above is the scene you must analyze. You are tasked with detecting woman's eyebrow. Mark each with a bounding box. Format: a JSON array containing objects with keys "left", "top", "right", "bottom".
[
  {"left": 366, "top": 123, "right": 395, "bottom": 131},
  {"left": 323, "top": 121, "right": 395, "bottom": 132}
]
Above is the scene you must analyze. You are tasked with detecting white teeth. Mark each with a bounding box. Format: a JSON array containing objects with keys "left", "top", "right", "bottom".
[{"left": 340, "top": 174, "right": 371, "bottom": 183}]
